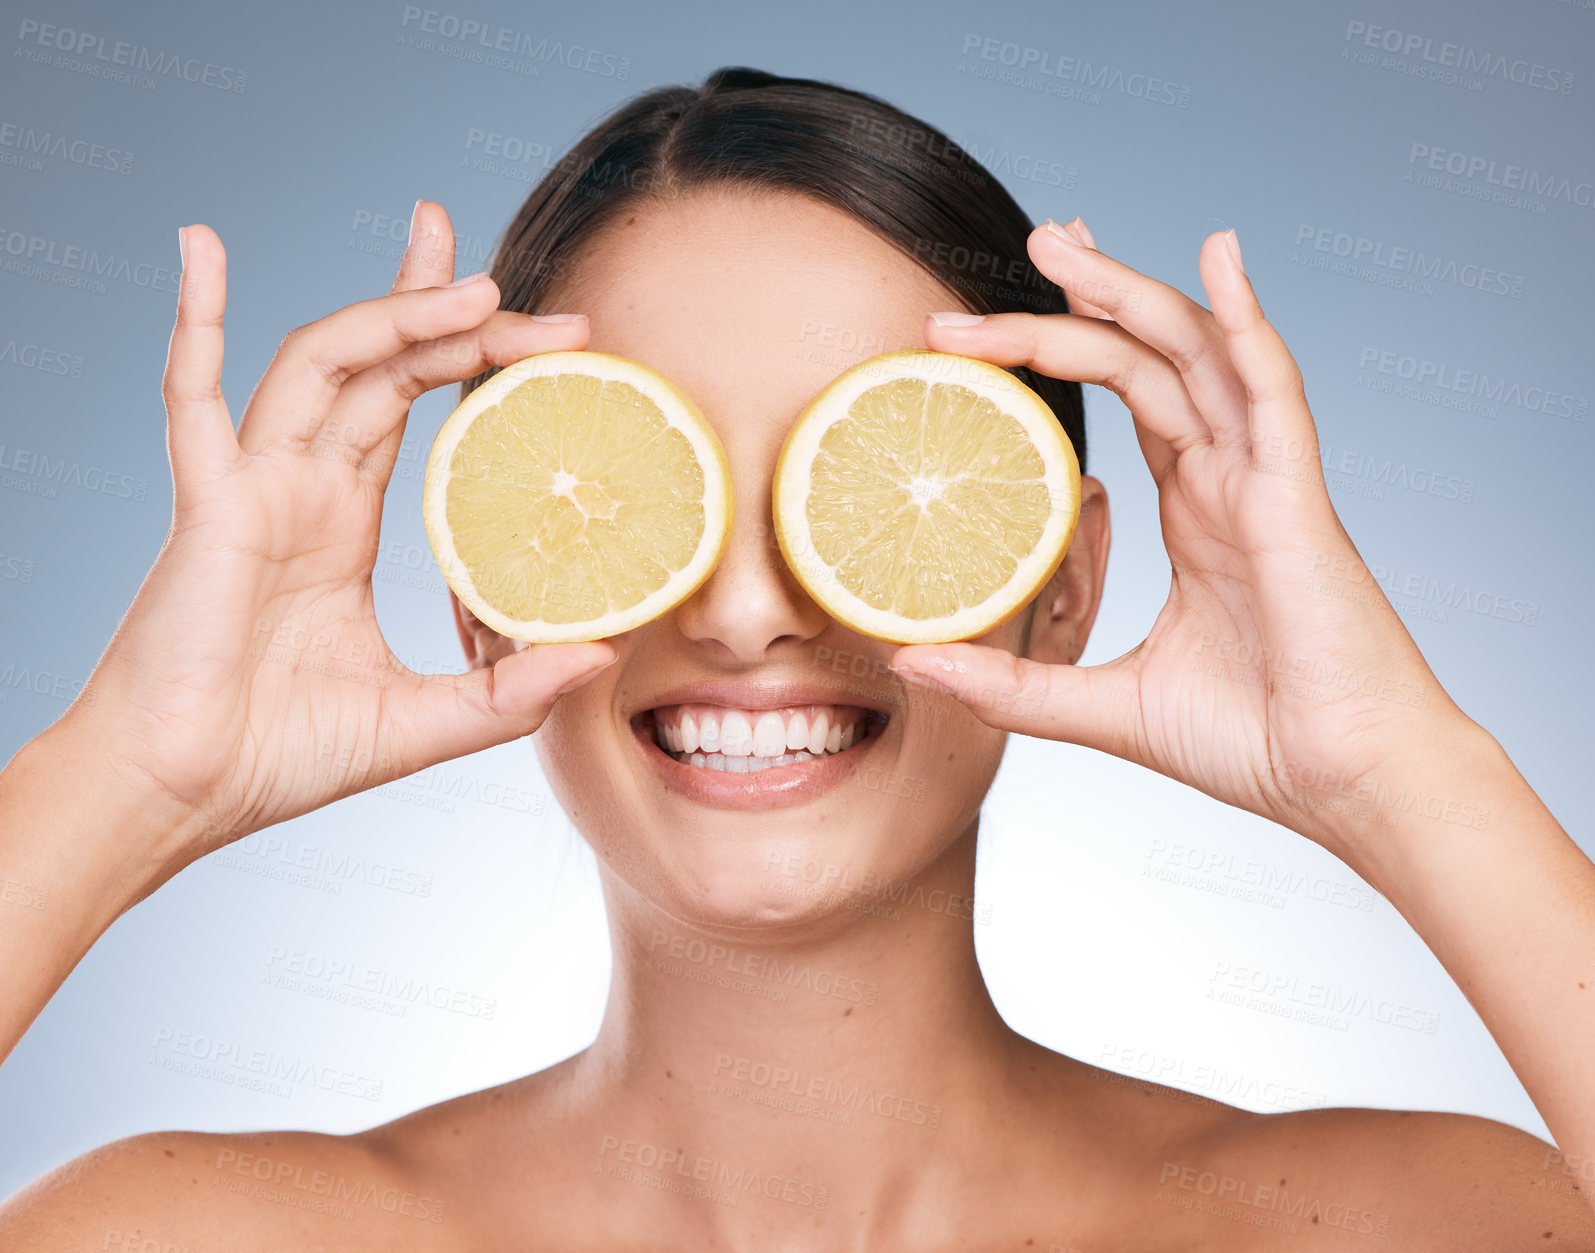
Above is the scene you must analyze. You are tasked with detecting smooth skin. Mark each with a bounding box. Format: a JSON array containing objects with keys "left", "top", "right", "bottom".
[{"left": 1, "top": 190, "right": 1592, "bottom": 1251}]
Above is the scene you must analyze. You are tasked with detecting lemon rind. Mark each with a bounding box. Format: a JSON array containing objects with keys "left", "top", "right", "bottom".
[
  {"left": 773, "top": 350, "right": 1081, "bottom": 645},
  {"left": 422, "top": 350, "right": 733, "bottom": 644}
]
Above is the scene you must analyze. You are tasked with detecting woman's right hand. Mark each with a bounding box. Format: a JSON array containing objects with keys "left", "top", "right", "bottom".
[{"left": 51, "top": 201, "right": 616, "bottom": 874}]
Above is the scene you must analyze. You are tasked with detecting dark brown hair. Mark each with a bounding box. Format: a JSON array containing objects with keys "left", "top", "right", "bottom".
[{"left": 466, "top": 65, "right": 1086, "bottom": 473}]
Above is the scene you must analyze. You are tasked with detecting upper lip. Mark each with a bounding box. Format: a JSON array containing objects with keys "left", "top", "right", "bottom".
[{"left": 629, "top": 678, "right": 894, "bottom": 720}]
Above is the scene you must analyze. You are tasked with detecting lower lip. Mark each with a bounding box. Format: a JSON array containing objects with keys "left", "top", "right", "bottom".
[{"left": 631, "top": 713, "right": 888, "bottom": 811}]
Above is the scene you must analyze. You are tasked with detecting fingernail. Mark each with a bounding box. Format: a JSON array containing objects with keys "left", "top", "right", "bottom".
[
  {"left": 1068, "top": 216, "right": 1097, "bottom": 249},
  {"left": 446, "top": 271, "right": 490, "bottom": 288},
  {"left": 889, "top": 666, "right": 954, "bottom": 695},
  {"left": 529, "top": 313, "right": 587, "bottom": 324},
  {"left": 557, "top": 655, "right": 617, "bottom": 695},
  {"left": 178, "top": 226, "right": 188, "bottom": 269},
  {"left": 1042, "top": 218, "right": 1082, "bottom": 246},
  {"left": 928, "top": 311, "right": 985, "bottom": 327},
  {"left": 408, "top": 199, "right": 423, "bottom": 246},
  {"left": 1224, "top": 229, "right": 1245, "bottom": 275}
]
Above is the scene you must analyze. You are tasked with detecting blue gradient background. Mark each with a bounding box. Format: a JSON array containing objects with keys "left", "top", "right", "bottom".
[{"left": 1, "top": 0, "right": 1591, "bottom": 1195}]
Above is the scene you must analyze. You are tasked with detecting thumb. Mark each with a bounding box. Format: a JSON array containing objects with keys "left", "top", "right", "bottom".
[
  {"left": 391, "top": 642, "right": 618, "bottom": 771},
  {"left": 889, "top": 641, "right": 1136, "bottom": 755}
]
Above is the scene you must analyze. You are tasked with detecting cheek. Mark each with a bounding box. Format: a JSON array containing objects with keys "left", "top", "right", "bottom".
[{"left": 531, "top": 686, "right": 626, "bottom": 836}]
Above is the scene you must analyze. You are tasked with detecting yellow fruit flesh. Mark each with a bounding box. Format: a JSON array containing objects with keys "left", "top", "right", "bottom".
[
  {"left": 805, "top": 377, "right": 1052, "bottom": 620},
  {"left": 445, "top": 374, "right": 708, "bottom": 625}
]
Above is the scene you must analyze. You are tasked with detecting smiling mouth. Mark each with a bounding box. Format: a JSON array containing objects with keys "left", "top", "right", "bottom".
[{"left": 639, "top": 702, "right": 889, "bottom": 774}]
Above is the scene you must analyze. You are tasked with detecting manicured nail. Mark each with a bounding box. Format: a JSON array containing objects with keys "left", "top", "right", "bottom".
[
  {"left": 1042, "top": 218, "right": 1082, "bottom": 246},
  {"left": 529, "top": 313, "right": 588, "bottom": 324},
  {"left": 1068, "top": 216, "right": 1097, "bottom": 249},
  {"left": 177, "top": 226, "right": 188, "bottom": 268},
  {"left": 446, "top": 271, "right": 490, "bottom": 287},
  {"left": 1224, "top": 229, "right": 1244, "bottom": 275},
  {"left": 889, "top": 665, "right": 955, "bottom": 695},
  {"left": 928, "top": 311, "right": 986, "bottom": 327},
  {"left": 408, "top": 199, "right": 423, "bottom": 246}
]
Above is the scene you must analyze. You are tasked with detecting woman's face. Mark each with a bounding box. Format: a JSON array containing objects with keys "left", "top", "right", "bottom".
[{"left": 468, "top": 186, "right": 1101, "bottom": 934}]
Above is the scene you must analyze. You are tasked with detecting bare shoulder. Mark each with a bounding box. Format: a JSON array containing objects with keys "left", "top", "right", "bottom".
[
  {"left": 1169, "top": 1104, "right": 1595, "bottom": 1250},
  {"left": 0, "top": 1126, "right": 453, "bottom": 1251}
]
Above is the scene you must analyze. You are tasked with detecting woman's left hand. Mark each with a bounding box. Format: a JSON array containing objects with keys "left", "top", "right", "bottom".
[{"left": 893, "top": 218, "right": 1482, "bottom": 857}]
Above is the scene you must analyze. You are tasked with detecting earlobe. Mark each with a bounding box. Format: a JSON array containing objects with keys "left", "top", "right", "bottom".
[
  {"left": 1023, "top": 475, "right": 1110, "bottom": 666},
  {"left": 449, "top": 590, "right": 520, "bottom": 671}
]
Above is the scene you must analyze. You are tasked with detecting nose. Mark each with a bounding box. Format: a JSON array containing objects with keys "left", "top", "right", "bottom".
[{"left": 671, "top": 480, "right": 832, "bottom": 662}]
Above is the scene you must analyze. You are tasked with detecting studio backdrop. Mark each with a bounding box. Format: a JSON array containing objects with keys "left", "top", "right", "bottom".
[{"left": 1, "top": 0, "right": 1591, "bottom": 1195}]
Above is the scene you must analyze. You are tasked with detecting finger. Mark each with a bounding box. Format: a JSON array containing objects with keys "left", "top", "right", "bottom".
[
  {"left": 887, "top": 641, "right": 1140, "bottom": 760},
  {"left": 235, "top": 275, "right": 502, "bottom": 456},
  {"left": 1199, "top": 230, "right": 1316, "bottom": 453},
  {"left": 1055, "top": 218, "right": 1113, "bottom": 320},
  {"left": 389, "top": 199, "right": 456, "bottom": 294},
  {"left": 162, "top": 224, "right": 242, "bottom": 495},
  {"left": 1027, "top": 222, "right": 1251, "bottom": 449},
  {"left": 333, "top": 311, "right": 591, "bottom": 484},
  {"left": 924, "top": 309, "right": 1202, "bottom": 473},
  {"left": 387, "top": 642, "right": 618, "bottom": 770}
]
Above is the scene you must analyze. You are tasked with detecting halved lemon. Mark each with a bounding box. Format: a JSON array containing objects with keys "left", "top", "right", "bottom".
[
  {"left": 422, "top": 351, "right": 733, "bottom": 643},
  {"left": 773, "top": 350, "right": 1080, "bottom": 645}
]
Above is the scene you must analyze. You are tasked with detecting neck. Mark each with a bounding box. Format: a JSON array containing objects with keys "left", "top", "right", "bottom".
[{"left": 578, "top": 820, "right": 1026, "bottom": 1216}]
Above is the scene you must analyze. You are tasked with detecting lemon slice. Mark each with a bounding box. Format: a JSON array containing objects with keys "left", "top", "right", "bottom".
[
  {"left": 422, "top": 351, "right": 733, "bottom": 643},
  {"left": 773, "top": 350, "right": 1080, "bottom": 645}
]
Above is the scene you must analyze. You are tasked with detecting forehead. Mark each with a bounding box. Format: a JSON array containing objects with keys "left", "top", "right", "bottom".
[{"left": 543, "top": 187, "right": 961, "bottom": 422}]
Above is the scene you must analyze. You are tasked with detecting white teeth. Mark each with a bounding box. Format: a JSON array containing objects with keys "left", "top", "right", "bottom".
[
  {"left": 753, "top": 711, "right": 787, "bottom": 757},
  {"left": 650, "top": 704, "right": 877, "bottom": 771},
  {"left": 720, "top": 711, "right": 753, "bottom": 757},
  {"left": 807, "top": 710, "right": 830, "bottom": 756},
  {"left": 679, "top": 750, "right": 818, "bottom": 772}
]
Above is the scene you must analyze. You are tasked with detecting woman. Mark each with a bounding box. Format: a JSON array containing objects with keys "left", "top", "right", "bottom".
[{"left": 2, "top": 66, "right": 1592, "bottom": 1249}]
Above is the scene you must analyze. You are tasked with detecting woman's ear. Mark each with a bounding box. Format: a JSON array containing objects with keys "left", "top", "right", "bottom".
[
  {"left": 449, "top": 590, "right": 524, "bottom": 671},
  {"left": 1021, "top": 474, "right": 1110, "bottom": 666}
]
